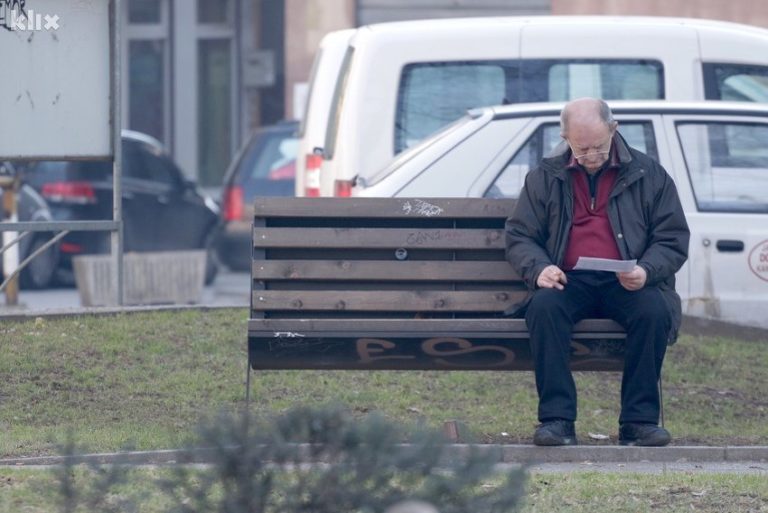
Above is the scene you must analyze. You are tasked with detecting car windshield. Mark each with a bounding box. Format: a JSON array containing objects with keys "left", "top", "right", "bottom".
[
  {"left": 365, "top": 114, "right": 476, "bottom": 187},
  {"left": 238, "top": 132, "right": 298, "bottom": 181}
]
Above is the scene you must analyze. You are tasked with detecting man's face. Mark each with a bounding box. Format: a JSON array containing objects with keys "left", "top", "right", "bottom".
[{"left": 564, "top": 123, "right": 615, "bottom": 173}]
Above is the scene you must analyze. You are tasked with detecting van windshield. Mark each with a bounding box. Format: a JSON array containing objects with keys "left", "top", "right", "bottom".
[{"left": 395, "top": 59, "right": 663, "bottom": 153}]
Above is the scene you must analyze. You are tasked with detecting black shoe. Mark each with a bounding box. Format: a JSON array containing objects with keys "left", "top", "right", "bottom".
[
  {"left": 533, "top": 419, "right": 577, "bottom": 446},
  {"left": 619, "top": 423, "right": 671, "bottom": 446}
]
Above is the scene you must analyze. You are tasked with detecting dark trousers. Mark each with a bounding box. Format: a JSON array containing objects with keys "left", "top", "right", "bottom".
[{"left": 525, "top": 271, "right": 671, "bottom": 425}]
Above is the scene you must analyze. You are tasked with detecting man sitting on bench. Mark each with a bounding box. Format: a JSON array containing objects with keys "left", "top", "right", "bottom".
[{"left": 505, "top": 97, "right": 690, "bottom": 447}]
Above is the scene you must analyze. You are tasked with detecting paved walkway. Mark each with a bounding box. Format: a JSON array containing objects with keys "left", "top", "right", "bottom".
[{"left": 1, "top": 445, "right": 766, "bottom": 474}]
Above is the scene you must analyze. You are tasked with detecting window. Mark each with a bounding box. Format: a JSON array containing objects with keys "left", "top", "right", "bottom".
[
  {"left": 522, "top": 60, "right": 663, "bottom": 102},
  {"left": 137, "top": 144, "right": 177, "bottom": 186},
  {"left": 129, "top": 41, "right": 165, "bottom": 143},
  {"left": 198, "top": 40, "right": 233, "bottom": 187},
  {"left": 677, "top": 122, "right": 768, "bottom": 213},
  {"left": 485, "top": 121, "right": 658, "bottom": 199},
  {"left": 128, "top": 0, "right": 161, "bottom": 24},
  {"left": 704, "top": 63, "right": 768, "bottom": 102},
  {"left": 395, "top": 59, "right": 663, "bottom": 154},
  {"left": 198, "top": 0, "right": 231, "bottom": 24},
  {"left": 396, "top": 62, "right": 514, "bottom": 153}
]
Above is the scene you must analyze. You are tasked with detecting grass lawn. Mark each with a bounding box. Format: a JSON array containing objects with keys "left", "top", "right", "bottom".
[
  {"left": 0, "top": 468, "right": 766, "bottom": 513},
  {"left": 0, "top": 308, "right": 766, "bottom": 456}
]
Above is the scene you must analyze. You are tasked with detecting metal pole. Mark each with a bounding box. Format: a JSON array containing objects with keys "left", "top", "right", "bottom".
[
  {"left": 110, "top": 0, "right": 124, "bottom": 306},
  {"left": 0, "top": 174, "right": 20, "bottom": 306}
]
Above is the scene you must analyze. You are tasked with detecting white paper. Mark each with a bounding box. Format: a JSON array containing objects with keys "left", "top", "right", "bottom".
[{"left": 573, "top": 257, "right": 637, "bottom": 273}]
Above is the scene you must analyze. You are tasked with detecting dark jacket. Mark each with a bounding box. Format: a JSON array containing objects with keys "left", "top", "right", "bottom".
[{"left": 504, "top": 133, "right": 690, "bottom": 342}]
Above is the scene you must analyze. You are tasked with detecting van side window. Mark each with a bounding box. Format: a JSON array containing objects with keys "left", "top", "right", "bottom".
[
  {"left": 677, "top": 122, "right": 768, "bottom": 213},
  {"left": 485, "top": 121, "right": 658, "bottom": 199},
  {"left": 395, "top": 59, "right": 663, "bottom": 154},
  {"left": 522, "top": 60, "right": 664, "bottom": 102},
  {"left": 703, "top": 63, "right": 768, "bottom": 102}
]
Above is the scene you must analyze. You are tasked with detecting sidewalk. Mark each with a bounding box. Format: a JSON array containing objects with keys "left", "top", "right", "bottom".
[
  {"left": 0, "top": 446, "right": 766, "bottom": 474},
  {"left": 0, "top": 270, "right": 250, "bottom": 315}
]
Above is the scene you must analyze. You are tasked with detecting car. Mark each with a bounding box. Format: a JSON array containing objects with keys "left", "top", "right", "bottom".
[
  {"left": 23, "top": 131, "right": 221, "bottom": 285},
  {"left": 355, "top": 100, "right": 768, "bottom": 330},
  {"left": 218, "top": 120, "right": 299, "bottom": 271},
  {"left": 0, "top": 161, "right": 59, "bottom": 289}
]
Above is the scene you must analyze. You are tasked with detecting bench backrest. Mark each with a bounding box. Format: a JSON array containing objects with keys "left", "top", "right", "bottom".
[{"left": 251, "top": 197, "right": 524, "bottom": 319}]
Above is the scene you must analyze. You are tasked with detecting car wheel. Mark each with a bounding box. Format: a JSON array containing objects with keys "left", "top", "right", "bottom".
[
  {"left": 20, "top": 235, "right": 59, "bottom": 289},
  {"left": 203, "top": 229, "right": 220, "bottom": 285}
]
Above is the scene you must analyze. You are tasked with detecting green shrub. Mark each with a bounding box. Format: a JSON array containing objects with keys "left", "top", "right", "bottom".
[{"left": 56, "top": 405, "right": 528, "bottom": 513}]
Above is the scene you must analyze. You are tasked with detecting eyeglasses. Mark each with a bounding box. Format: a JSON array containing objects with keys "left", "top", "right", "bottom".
[{"left": 567, "top": 134, "right": 613, "bottom": 161}]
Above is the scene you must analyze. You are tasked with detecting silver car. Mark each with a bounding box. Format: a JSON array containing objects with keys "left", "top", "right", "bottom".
[{"left": 354, "top": 100, "right": 768, "bottom": 330}]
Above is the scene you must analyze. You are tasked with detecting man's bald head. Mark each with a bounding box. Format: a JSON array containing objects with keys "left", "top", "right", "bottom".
[
  {"left": 560, "top": 98, "right": 618, "bottom": 173},
  {"left": 560, "top": 98, "right": 616, "bottom": 137}
]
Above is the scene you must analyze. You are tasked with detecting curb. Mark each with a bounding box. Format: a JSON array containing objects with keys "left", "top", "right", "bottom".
[
  {"left": 1, "top": 445, "right": 767, "bottom": 467},
  {"left": 0, "top": 304, "right": 246, "bottom": 322}
]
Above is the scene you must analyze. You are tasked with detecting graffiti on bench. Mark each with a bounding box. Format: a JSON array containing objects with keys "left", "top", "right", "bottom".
[{"left": 249, "top": 335, "right": 626, "bottom": 371}]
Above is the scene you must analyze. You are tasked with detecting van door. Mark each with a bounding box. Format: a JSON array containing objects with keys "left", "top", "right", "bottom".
[{"left": 664, "top": 114, "right": 768, "bottom": 328}]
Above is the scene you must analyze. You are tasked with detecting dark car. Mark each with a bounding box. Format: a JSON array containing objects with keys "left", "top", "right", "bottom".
[
  {"left": 0, "top": 162, "right": 60, "bottom": 289},
  {"left": 24, "top": 131, "right": 221, "bottom": 284},
  {"left": 218, "top": 121, "right": 298, "bottom": 271}
]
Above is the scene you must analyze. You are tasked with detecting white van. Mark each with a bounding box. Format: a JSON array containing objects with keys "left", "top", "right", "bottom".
[
  {"left": 298, "top": 16, "right": 768, "bottom": 197},
  {"left": 295, "top": 29, "right": 355, "bottom": 197}
]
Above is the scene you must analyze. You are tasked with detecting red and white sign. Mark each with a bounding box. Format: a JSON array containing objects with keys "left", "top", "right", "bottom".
[{"left": 748, "top": 239, "right": 768, "bottom": 282}]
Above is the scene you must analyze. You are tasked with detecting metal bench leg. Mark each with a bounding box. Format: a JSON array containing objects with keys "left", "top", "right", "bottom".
[
  {"left": 245, "top": 360, "right": 252, "bottom": 406},
  {"left": 658, "top": 374, "right": 665, "bottom": 428}
]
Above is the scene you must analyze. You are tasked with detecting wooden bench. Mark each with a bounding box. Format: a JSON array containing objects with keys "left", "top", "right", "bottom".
[{"left": 246, "top": 197, "right": 633, "bottom": 403}]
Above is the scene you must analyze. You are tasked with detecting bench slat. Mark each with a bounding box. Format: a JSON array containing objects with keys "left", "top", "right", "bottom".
[
  {"left": 253, "top": 197, "right": 515, "bottom": 218},
  {"left": 249, "top": 318, "right": 626, "bottom": 335},
  {"left": 253, "top": 227, "right": 505, "bottom": 249},
  {"left": 252, "top": 290, "right": 526, "bottom": 312},
  {"left": 252, "top": 260, "right": 520, "bottom": 281}
]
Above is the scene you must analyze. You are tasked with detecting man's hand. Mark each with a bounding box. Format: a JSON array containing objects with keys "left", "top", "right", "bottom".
[
  {"left": 536, "top": 265, "right": 568, "bottom": 290},
  {"left": 617, "top": 265, "right": 647, "bottom": 291}
]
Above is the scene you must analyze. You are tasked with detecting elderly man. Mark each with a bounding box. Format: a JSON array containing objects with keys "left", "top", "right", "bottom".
[{"left": 505, "top": 98, "right": 689, "bottom": 446}]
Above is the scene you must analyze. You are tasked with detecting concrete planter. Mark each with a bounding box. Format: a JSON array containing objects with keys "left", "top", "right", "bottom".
[{"left": 73, "top": 251, "right": 206, "bottom": 307}]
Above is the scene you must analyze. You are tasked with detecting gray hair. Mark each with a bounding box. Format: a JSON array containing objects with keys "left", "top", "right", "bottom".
[{"left": 560, "top": 98, "right": 615, "bottom": 133}]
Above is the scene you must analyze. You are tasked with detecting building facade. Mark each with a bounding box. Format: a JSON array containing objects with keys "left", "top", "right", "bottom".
[{"left": 121, "top": 0, "right": 286, "bottom": 187}]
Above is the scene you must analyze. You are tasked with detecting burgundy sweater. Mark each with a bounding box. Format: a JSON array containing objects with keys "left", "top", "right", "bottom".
[{"left": 562, "top": 148, "right": 622, "bottom": 271}]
